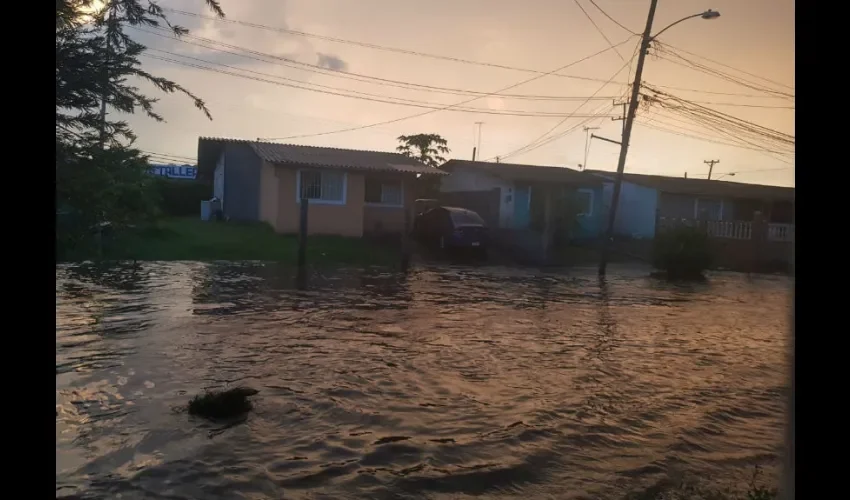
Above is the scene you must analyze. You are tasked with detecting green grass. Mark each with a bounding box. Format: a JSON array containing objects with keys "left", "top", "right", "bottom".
[{"left": 60, "top": 217, "right": 399, "bottom": 266}]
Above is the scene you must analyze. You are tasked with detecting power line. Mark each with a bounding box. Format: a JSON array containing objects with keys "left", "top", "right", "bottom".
[
  {"left": 661, "top": 42, "right": 794, "bottom": 92},
  {"left": 490, "top": 52, "right": 637, "bottom": 162},
  {"left": 573, "top": 0, "right": 626, "bottom": 61},
  {"left": 689, "top": 166, "right": 793, "bottom": 177},
  {"left": 655, "top": 47, "right": 794, "bottom": 100},
  {"left": 634, "top": 120, "right": 794, "bottom": 165},
  {"left": 141, "top": 150, "right": 196, "bottom": 162},
  {"left": 257, "top": 36, "right": 637, "bottom": 141},
  {"left": 163, "top": 8, "right": 634, "bottom": 85},
  {"left": 646, "top": 81, "right": 792, "bottom": 99},
  {"left": 588, "top": 0, "right": 638, "bottom": 35},
  {"left": 143, "top": 51, "right": 621, "bottom": 118},
  {"left": 134, "top": 25, "right": 627, "bottom": 102}
]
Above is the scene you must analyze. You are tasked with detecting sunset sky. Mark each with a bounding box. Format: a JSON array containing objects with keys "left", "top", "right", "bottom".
[{"left": 124, "top": 0, "right": 794, "bottom": 186}]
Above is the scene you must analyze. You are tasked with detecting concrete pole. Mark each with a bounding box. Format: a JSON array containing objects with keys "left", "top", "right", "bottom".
[{"left": 598, "top": 0, "right": 659, "bottom": 276}]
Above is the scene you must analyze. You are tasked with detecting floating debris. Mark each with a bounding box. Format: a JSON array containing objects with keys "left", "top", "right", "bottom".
[{"left": 188, "top": 387, "right": 259, "bottom": 419}]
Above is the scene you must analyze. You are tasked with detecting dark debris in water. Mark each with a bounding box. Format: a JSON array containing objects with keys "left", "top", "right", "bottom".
[{"left": 188, "top": 387, "right": 259, "bottom": 420}]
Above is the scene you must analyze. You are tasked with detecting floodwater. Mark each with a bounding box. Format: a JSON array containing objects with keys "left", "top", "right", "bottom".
[{"left": 56, "top": 262, "right": 790, "bottom": 499}]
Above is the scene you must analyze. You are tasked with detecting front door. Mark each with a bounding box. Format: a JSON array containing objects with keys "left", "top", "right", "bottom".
[{"left": 513, "top": 184, "right": 531, "bottom": 228}]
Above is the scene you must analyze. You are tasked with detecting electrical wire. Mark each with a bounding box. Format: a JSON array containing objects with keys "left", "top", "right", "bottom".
[
  {"left": 642, "top": 85, "right": 794, "bottom": 145},
  {"left": 490, "top": 51, "right": 637, "bottom": 162},
  {"left": 162, "top": 8, "right": 634, "bottom": 86},
  {"left": 143, "top": 51, "right": 621, "bottom": 118},
  {"left": 573, "top": 0, "right": 626, "bottom": 61},
  {"left": 634, "top": 120, "right": 795, "bottom": 165},
  {"left": 588, "top": 0, "right": 638, "bottom": 35},
  {"left": 654, "top": 46, "right": 794, "bottom": 100},
  {"left": 141, "top": 150, "right": 196, "bottom": 162},
  {"left": 256, "top": 36, "right": 638, "bottom": 141},
  {"left": 132, "top": 25, "right": 627, "bottom": 102},
  {"left": 660, "top": 41, "right": 794, "bottom": 92}
]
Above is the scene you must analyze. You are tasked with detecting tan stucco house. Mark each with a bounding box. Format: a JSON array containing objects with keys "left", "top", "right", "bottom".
[{"left": 197, "top": 137, "right": 445, "bottom": 237}]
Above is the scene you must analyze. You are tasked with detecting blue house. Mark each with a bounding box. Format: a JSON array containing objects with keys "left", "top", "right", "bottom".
[
  {"left": 586, "top": 170, "right": 795, "bottom": 239},
  {"left": 439, "top": 160, "right": 606, "bottom": 241}
]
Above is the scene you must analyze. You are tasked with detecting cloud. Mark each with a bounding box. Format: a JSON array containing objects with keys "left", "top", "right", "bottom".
[{"left": 316, "top": 53, "right": 348, "bottom": 71}]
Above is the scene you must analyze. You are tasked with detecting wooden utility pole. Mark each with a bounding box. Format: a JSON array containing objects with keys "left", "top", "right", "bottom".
[
  {"left": 598, "top": 0, "right": 659, "bottom": 276},
  {"left": 582, "top": 126, "right": 600, "bottom": 171},
  {"left": 705, "top": 159, "right": 720, "bottom": 180}
]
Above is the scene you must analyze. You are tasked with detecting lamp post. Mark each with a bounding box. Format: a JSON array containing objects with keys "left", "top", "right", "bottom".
[{"left": 598, "top": 3, "right": 720, "bottom": 275}]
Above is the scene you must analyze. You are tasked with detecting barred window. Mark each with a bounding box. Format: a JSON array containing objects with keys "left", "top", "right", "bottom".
[
  {"left": 299, "top": 170, "right": 345, "bottom": 203},
  {"left": 365, "top": 178, "right": 403, "bottom": 206}
]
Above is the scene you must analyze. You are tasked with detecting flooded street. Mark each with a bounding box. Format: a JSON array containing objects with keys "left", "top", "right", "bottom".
[{"left": 56, "top": 262, "right": 790, "bottom": 499}]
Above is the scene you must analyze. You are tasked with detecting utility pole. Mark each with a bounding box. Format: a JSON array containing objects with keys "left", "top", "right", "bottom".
[
  {"left": 474, "top": 122, "right": 484, "bottom": 161},
  {"left": 612, "top": 100, "right": 628, "bottom": 136},
  {"left": 598, "top": 0, "right": 659, "bottom": 276},
  {"left": 704, "top": 159, "right": 720, "bottom": 180},
  {"left": 582, "top": 126, "right": 600, "bottom": 171}
]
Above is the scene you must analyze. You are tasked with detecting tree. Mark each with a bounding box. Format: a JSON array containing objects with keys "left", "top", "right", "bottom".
[
  {"left": 396, "top": 133, "right": 450, "bottom": 198},
  {"left": 396, "top": 133, "right": 450, "bottom": 168},
  {"left": 56, "top": 1, "right": 225, "bottom": 256}
]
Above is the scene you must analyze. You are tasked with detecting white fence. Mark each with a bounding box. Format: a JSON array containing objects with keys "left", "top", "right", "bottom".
[
  {"left": 767, "top": 223, "right": 794, "bottom": 242},
  {"left": 705, "top": 221, "right": 753, "bottom": 240},
  {"left": 658, "top": 218, "right": 794, "bottom": 242}
]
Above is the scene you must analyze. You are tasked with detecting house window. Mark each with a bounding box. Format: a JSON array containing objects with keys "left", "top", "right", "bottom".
[
  {"left": 297, "top": 170, "right": 346, "bottom": 204},
  {"left": 365, "top": 178, "right": 403, "bottom": 206},
  {"left": 694, "top": 198, "right": 723, "bottom": 220},
  {"left": 574, "top": 189, "right": 594, "bottom": 216}
]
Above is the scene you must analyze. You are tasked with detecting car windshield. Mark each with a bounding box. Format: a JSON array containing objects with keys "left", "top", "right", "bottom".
[{"left": 449, "top": 210, "right": 484, "bottom": 226}]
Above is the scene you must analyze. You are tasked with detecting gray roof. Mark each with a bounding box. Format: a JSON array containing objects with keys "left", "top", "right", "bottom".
[
  {"left": 197, "top": 137, "right": 445, "bottom": 177},
  {"left": 585, "top": 170, "right": 795, "bottom": 201},
  {"left": 441, "top": 159, "right": 602, "bottom": 186}
]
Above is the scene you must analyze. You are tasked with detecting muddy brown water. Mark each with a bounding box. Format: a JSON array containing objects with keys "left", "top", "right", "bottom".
[{"left": 56, "top": 262, "right": 790, "bottom": 499}]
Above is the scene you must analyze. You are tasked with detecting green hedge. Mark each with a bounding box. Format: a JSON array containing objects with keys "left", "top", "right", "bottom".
[{"left": 156, "top": 179, "right": 212, "bottom": 217}]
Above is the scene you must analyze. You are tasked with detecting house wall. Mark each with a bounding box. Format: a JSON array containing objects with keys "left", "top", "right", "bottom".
[
  {"left": 571, "top": 185, "right": 607, "bottom": 240},
  {"left": 259, "top": 161, "right": 279, "bottom": 227},
  {"left": 600, "top": 181, "right": 658, "bottom": 238},
  {"left": 213, "top": 153, "right": 225, "bottom": 209},
  {"left": 440, "top": 167, "right": 513, "bottom": 227},
  {"left": 274, "top": 167, "right": 364, "bottom": 237},
  {"left": 223, "top": 143, "right": 262, "bottom": 221},
  {"left": 658, "top": 192, "right": 697, "bottom": 220},
  {"left": 363, "top": 175, "right": 415, "bottom": 235}
]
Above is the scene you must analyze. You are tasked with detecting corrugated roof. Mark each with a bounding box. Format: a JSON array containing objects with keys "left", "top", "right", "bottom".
[
  {"left": 441, "top": 159, "right": 601, "bottom": 185},
  {"left": 197, "top": 137, "right": 445, "bottom": 176},
  {"left": 585, "top": 170, "right": 795, "bottom": 201}
]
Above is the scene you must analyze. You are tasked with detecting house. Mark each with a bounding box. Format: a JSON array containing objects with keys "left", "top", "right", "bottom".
[
  {"left": 196, "top": 137, "right": 445, "bottom": 237},
  {"left": 439, "top": 160, "right": 606, "bottom": 240},
  {"left": 585, "top": 170, "right": 795, "bottom": 240}
]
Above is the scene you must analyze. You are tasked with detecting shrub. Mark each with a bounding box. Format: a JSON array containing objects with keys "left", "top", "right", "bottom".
[{"left": 652, "top": 225, "right": 712, "bottom": 279}]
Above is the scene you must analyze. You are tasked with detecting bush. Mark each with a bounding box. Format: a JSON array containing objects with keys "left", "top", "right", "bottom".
[
  {"left": 652, "top": 225, "right": 712, "bottom": 279},
  {"left": 156, "top": 178, "right": 213, "bottom": 216}
]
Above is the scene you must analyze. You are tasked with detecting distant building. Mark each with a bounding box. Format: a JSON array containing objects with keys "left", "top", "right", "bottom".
[
  {"left": 149, "top": 163, "right": 198, "bottom": 180},
  {"left": 196, "top": 137, "right": 445, "bottom": 237}
]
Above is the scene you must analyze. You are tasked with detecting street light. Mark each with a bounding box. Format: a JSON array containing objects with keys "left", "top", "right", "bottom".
[
  {"left": 599, "top": 2, "right": 720, "bottom": 276},
  {"left": 651, "top": 10, "right": 721, "bottom": 41}
]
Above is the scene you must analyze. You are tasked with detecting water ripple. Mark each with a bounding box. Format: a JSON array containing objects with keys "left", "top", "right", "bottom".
[{"left": 56, "top": 262, "right": 790, "bottom": 499}]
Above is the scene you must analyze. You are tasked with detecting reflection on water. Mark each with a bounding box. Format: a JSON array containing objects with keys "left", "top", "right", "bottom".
[{"left": 56, "top": 262, "right": 790, "bottom": 499}]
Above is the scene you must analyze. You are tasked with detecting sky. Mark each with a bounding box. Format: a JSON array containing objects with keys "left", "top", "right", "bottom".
[{"left": 123, "top": 0, "right": 795, "bottom": 187}]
